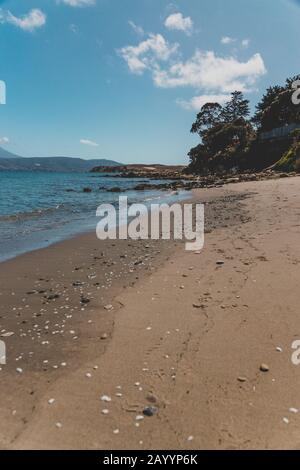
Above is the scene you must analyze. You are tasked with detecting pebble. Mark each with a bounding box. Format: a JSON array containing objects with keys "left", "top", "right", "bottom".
[
  {"left": 101, "top": 395, "right": 112, "bottom": 402},
  {"left": 289, "top": 408, "right": 299, "bottom": 414},
  {"left": 135, "top": 415, "right": 144, "bottom": 421},
  {"left": 276, "top": 347, "right": 283, "bottom": 353},
  {"left": 237, "top": 376, "right": 247, "bottom": 383},
  {"left": 86, "top": 373, "right": 92, "bottom": 378},
  {"left": 143, "top": 406, "right": 158, "bottom": 417},
  {"left": 48, "top": 398, "right": 55, "bottom": 405},
  {"left": 104, "top": 305, "right": 113, "bottom": 311},
  {"left": 102, "top": 409, "right": 109, "bottom": 415},
  {"left": 216, "top": 260, "right": 225, "bottom": 265},
  {"left": 260, "top": 364, "right": 269, "bottom": 372},
  {"left": 283, "top": 417, "right": 289, "bottom": 424},
  {"left": 16, "top": 368, "right": 23, "bottom": 374},
  {"left": 101, "top": 333, "right": 108, "bottom": 340},
  {"left": 1, "top": 332, "right": 14, "bottom": 337},
  {"left": 113, "top": 429, "right": 120, "bottom": 435},
  {"left": 55, "top": 422, "right": 62, "bottom": 429}
]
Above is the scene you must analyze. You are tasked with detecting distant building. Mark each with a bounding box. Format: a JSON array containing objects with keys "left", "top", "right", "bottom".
[{"left": 259, "top": 123, "right": 300, "bottom": 141}]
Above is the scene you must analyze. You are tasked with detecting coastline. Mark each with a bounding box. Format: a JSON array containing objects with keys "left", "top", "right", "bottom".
[{"left": 0, "top": 176, "right": 300, "bottom": 449}]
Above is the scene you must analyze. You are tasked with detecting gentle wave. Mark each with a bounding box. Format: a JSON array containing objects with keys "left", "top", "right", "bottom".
[{"left": 0, "top": 204, "right": 65, "bottom": 222}]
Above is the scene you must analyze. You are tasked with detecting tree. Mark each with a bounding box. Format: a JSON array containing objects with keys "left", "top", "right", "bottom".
[
  {"left": 190, "top": 102, "right": 222, "bottom": 138},
  {"left": 252, "top": 76, "right": 300, "bottom": 131},
  {"left": 221, "top": 91, "right": 250, "bottom": 122},
  {"left": 188, "top": 92, "right": 253, "bottom": 173}
]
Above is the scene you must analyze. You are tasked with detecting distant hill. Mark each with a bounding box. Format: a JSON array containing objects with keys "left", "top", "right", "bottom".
[
  {"left": 0, "top": 147, "right": 22, "bottom": 159},
  {"left": 0, "top": 148, "right": 122, "bottom": 172}
]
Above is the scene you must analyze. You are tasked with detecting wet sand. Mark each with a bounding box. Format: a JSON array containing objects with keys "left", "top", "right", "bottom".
[{"left": 1, "top": 176, "right": 300, "bottom": 449}]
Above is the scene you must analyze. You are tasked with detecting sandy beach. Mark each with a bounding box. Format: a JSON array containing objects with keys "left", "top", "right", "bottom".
[{"left": 1, "top": 176, "right": 300, "bottom": 450}]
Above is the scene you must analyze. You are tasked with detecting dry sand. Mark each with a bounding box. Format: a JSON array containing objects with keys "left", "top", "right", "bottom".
[{"left": 0, "top": 176, "right": 300, "bottom": 450}]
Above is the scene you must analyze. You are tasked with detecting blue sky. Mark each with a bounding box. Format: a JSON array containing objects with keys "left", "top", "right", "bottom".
[{"left": 0, "top": 0, "right": 299, "bottom": 164}]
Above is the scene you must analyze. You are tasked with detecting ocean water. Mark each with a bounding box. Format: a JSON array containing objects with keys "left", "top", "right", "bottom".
[{"left": 0, "top": 171, "right": 189, "bottom": 262}]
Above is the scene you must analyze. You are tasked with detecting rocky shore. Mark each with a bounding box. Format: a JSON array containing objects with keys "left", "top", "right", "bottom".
[{"left": 87, "top": 167, "right": 299, "bottom": 194}]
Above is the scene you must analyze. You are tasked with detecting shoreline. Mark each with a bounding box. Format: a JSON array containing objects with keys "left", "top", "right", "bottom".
[
  {"left": 0, "top": 177, "right": 300, "bottom": 449},
  {"left": 0, "top": 188, "right": 191, "bottom": 264}
]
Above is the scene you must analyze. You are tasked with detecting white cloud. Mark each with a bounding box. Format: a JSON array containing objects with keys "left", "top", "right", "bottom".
[
  {"left": 177, "top": 94, "right": 231, "bottom": 111},
  {"left": 152, "top": 51, "right": 266, "bottom": 93},
  {"left": 128, "top": 21, "right": 144, "bottom": 36},
  {"left": 4, "top": 9, "right": 46, "bottom": 32},
  {"left": 119, "top": 33, "right": 179, "bottom": 75},
  {"left": 165, "top": 13, "right": 193, "bottom": 35},
  {"left": 221, "top": 36, "right": 236, "bottom": 45},
  {"left": 222, "top": 37, "right": 251, "bottom": 48},
  {"left": 59, "top": 0, "right": 96, "bottom": 6},
  {"left": 0, "top": 136, "right": 9, "bottom": 145},
  {"left": 80, "top": 139, "right": 99, "bottom": 147},
  {"left": 120, "top": 34, "right": 266, "bottom": 112},
  {"left": 242, "top": 38, "right": 250, "bottom": 48}
]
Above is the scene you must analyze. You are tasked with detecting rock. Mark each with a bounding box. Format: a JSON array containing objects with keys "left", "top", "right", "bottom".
[
  {"left": 101, "top": 333, "right": 108, "bottom": 340},
  {"left": 100, "top": 395, "right": 112, "bottom": 402},
  {"left": 237, "top": 376, "right": 247, "bottom": 383},
  {"left": 143, "top": 406, "right": 158, "bottom": 417},
  {"left": 83, "top": 187, "right": 92, "bottom": 193},
  {"left": 193, "top": 303, "right": 206, "bottom": 309},
  {"left": 146, "top": 394, "right": 158, "bottom": 404},
  {"left": 289, "top": 408, "right": 299, "bottom": 414},
  {"left": 72, "top": 281, "right": 84, "bottom": 287},
  {"left": 216, "top": 260, "right": 225, "bottom": 266},
  {"left": 45, "top": 293, "right": 60, "bottom": 300},
  {"left": 48, "top": 398, "right": 55, "bottom": 405},
  {"left": 80, "top": 296, "right": 90, "bottom": 304},
  {"left": 260, "top": 363, "right": 269, "bottom": 372},
  {"left": 1, "top": 332, "right": 14, "bottom": 337},
  {"left": 55, "top": 422, "right": 62, "bottom": 429},
  {"left": 107, "top": 187, "right": 125, "bottom": 193},
  {"left": 104, "top": 304, "right": 113, "bottom": 311}
]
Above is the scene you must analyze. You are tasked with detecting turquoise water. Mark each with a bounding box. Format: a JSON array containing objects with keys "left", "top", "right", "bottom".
[{"left": 0, "top": 171, "right": 188, "bottom": 262}]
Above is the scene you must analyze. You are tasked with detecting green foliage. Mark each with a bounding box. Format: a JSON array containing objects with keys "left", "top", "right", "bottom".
[
  {"left": 274, "top": 142, "right": 300, "bottom": 172},
  {"left": 188, "top": 92, "right": 253, "bottom": 173},
  {"left": 188, "top": 74, "right": 300, "bottom": 174},
  {"left": 252, "top": 75, "right": 300, "bottom": 131}
]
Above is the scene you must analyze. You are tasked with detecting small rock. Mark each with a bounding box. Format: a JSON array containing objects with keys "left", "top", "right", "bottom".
[
  {"left": 100, "top": 395, "right": 112, "bottom": 402},
  {"left": 216, "top": 260, "right": 225, "bottom": 265},
  {"left": 260, "top": 364, "right": 269, "bottom": 372},
  {"left": 1, "top": 332, "right": 14, "bottom": 337},
  {"left": 104, "top": 305, "right": 113, "bottom": 311},
  {"left": 143, "top": 406, "right": 158, "bottom": 417},
  {"left": 237, "top": 376, "right": 247, "bottom": 383},
  {"left": 48, "top": 398, "right": 55, "bottom": 405},
  {"left": 289, "top": 408, "right": 299, "bottom": 414}
]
